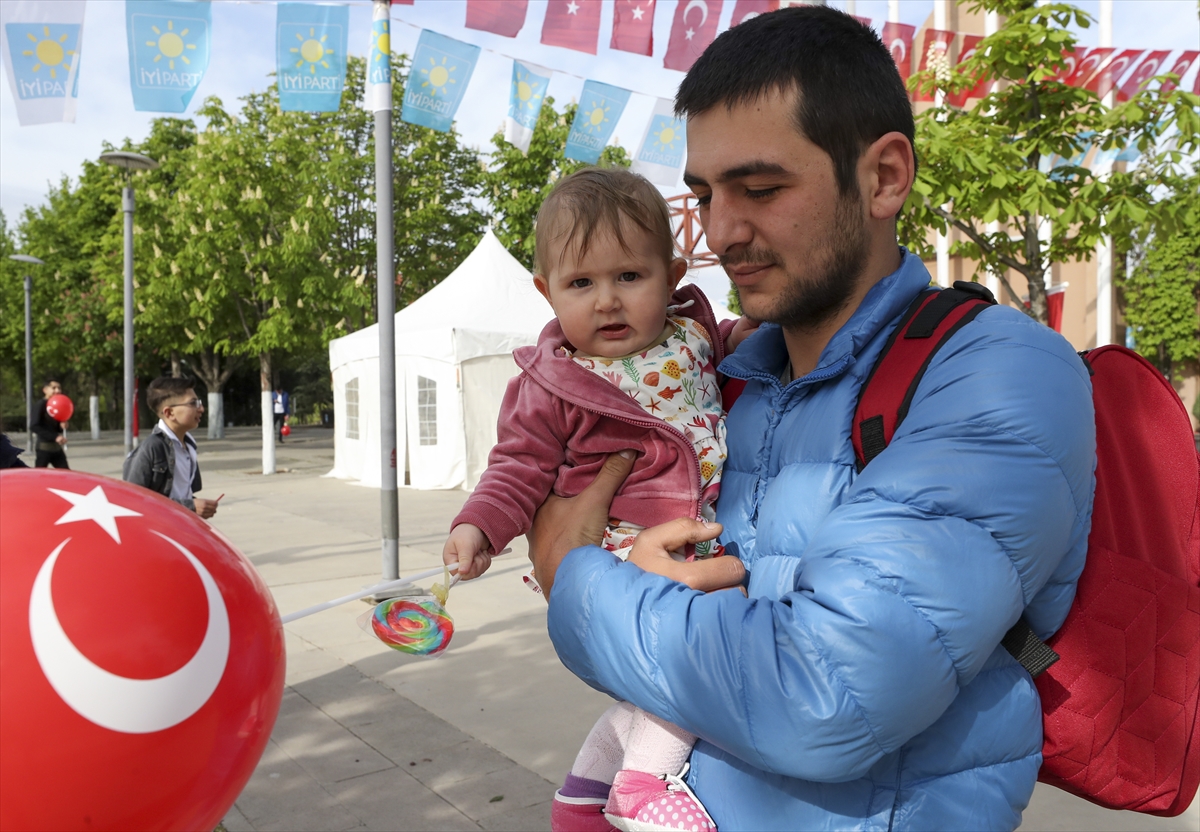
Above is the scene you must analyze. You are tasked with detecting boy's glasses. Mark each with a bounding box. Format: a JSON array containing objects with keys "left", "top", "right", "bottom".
[{"left": 169, "top": 398, "right": 204, "bottom": 409}]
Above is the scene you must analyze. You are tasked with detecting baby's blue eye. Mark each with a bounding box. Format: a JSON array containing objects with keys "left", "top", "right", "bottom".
[
  {"left": 570, "top": 278, "right": 591, "bottom": 289},
  {"left": 618, "top": 272, "right": 640, "bottom": 282}
]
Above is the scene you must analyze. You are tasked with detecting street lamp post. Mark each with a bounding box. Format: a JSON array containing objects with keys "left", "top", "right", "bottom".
[
  {"left": 99, "top": 151, "right": 159, "bottom": 457},
  {"left": 9, "top": 254, "right": 45, "bottom": 454}
]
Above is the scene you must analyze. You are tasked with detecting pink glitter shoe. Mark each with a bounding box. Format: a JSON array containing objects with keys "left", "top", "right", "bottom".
[
  {"left": 551, "top": 791, "right": 618, "bottom": 832},
  {"left": 603, "top": 766, "right": 717, "bottom": 832}
]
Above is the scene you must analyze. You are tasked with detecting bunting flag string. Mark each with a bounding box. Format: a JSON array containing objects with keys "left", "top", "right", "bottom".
[
  {"left": 611, "top": 0, "right": 655, "bottom": 56},
  {"left": 400, "top": 28, "right": 480, "bottom": 132},
  {"left": 564, "top": 78, "right": 631, "bottom": 163},
  {"left": 0, "top": 0, "right": 85, "bottom": 125},
  {"left": 505, "top": 58, "right": 552, "bottom": 152},
  {"left": 126, "top": 0, "right": 212, "bottom": 113},
  {"left": 276, "top": 3, "right": 350, "bottom": 113},
  {"left": 632, "top": 96, "right": 686, "bottom": 186},
  {"left": 663, "top": 0, "right": 723, "bottom": 72}
]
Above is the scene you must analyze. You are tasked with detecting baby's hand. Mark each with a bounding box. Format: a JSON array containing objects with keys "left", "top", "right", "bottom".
[
  {"left": 725, "top": 315, "right": 762, "bottom": 353},
  {"left": 444, "top": 523, "right": 494, "bottom": 581}
]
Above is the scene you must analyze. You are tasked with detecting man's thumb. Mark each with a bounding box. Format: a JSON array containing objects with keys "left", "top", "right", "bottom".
[{"left": 583, "top": 450, "right": 637, "bottom": 505}]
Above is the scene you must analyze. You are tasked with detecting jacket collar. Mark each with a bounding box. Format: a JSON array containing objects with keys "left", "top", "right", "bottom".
[
  {"left": 154, "top": 420, "right": 197, "bottom": 451},
  {"left": 719, "top": 248, "right": 933, "bottom": 386}
]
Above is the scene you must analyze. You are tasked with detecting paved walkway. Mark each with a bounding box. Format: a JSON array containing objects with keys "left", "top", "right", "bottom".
[{"left": 58, "top": 427, "right": 1197, "bottom": 832}]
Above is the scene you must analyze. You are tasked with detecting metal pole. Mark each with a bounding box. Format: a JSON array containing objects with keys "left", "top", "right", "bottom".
[
  {"left": 372, "top": 0, "right": 399, "bottom": 582},
  {"left": 24, "top": 275, "right": 33, "bottom": 454},
  {"left": 1095, "top": 0, "right": 1114, "bottom": 347},
  {"left": 123, "top": 183, "right": 136, "bottom": 456}
]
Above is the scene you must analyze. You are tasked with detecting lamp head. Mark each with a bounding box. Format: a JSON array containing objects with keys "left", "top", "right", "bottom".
[
  {"left": 98, "top": 151, "right": 159, "bottom": 172},
  {"left": 8, "top": 254, "right": 44, "bottom": 266}
]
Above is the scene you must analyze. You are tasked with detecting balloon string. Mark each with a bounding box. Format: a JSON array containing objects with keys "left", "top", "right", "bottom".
[{"left": 279, "top": 548, "right": 511, "bottom": 624}]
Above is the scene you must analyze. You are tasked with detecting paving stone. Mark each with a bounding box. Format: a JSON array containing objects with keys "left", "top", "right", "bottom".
[
  {"left": 405, "top": 740, "right": 521, "bottom": 791},
  {"left": 478, "top": 800, "right": 553, "bottom": 832},
  {"left": 324, "top": 767, "right": 480, "bottom": 832},
  {"left": 433, "top": 764, "right": 557, "bottom": 822},
  {"left": 270, "top": 690, "right": 396, "bottom": 784},
  {"left": 292, "top": 666, "right": 427, "bottom": 728},
  {"left": 221, "top": 803, "right": 254, "bottom": 832}
]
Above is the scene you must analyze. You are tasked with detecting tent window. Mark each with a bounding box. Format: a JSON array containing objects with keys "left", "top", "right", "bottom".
[
  {"left": 418, "top": 376, "right": 437, "bottom": 446},
  {"left": 345, "top": 378, "right": 359, "bottom": 440}
]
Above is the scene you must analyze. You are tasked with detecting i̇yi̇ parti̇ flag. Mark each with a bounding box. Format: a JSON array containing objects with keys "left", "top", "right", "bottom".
[
  {"left": 465, "top": 0, "right": 527, "bottom": 38},
  {"left": 564, "top": 79, "right": 630, "bottom": 164},
  {"left": 401, "top": 29, "right": 480, "bottom": 133},
  {"left": 1089, "top": 49, "right": 1144, "bottom": 98},
  {"left": 366, "top": 1, "right": 391, "bottom": 111},
  {"left": 1161, "top": 50, "right": 1198, "bottom": 94},
  {"left": 610, "top": 0, "right": 654, "bottom": 56},
  {"left": 663, "top": 0, "right": 724, "bottom": 72},
  {"left": 730, "top": 0, "right": 777, "bottom": 28},
  {"left": 505, "top": 58, "right": 551, "bottom": 153},
  {"left": 541, "top": 0, "right": 601, "bottom": 55},
  {"left": 1, "top": 0, "right": 85, "bottom": 125},
  {"left": 276, "top": 3, "right": 348, "bottom": 113},
  {"left": 1116, "top": 50, "right": 1170, "bottom": 102},
  {"left": 125, "top": 0, "right": 211, "bottom": 113},
  {"left": 914, "top": 28, "right": 954, "bottom": 102},
  {"left": 633, "top": 97, "right": 686, "bottom": 187},
  {"left": 881, "top": 21, "right": 915, "bottom": 83}
]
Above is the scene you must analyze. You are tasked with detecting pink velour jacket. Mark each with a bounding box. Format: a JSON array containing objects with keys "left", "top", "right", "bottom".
[{"left": 452, "top": 283, "right": 730, "bottom": 553}]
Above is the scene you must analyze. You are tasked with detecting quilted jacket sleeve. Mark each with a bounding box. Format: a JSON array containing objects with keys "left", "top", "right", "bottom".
[
  {"left": 547, "top": 308, "right": 1096, "bottom": 783},
  {"left": 452, "top": 372, "right": 568, "bottom": 553}
]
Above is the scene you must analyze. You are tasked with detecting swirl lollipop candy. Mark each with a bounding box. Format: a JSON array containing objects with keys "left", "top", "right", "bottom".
[{"left": 369, "top": 597, "right": 454, "bottom": 657}]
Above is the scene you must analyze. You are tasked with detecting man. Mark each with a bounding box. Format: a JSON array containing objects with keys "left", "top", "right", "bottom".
[
  {"left": 31, "top": 378, "right": 69, "bottom": 468},
  {"left": 123, "top": 377, "right": 219, "bottom": 519},
  {"left": 272, "top": 385, "right": 290, "bottom": 443},
  {"left": 531, "top": 8, "right": 1095, "bottom": 831}
]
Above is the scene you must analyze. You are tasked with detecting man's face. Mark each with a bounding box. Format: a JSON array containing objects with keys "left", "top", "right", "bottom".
[
  {"left": 683, "top": 87, "right": 868, "bottom": 330},
  {"left": 43, "top": 382, "right": 62, "bottom": 398},
  {"left": 163, "top": 389, "right": 204, "bottom": 432}
]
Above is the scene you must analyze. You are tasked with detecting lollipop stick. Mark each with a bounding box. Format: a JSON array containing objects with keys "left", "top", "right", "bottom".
[{"left": 279, "top": 548, "right": 510, "bottom": 624}]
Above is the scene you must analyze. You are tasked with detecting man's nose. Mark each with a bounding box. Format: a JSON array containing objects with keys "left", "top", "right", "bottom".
[{"left": 701, "top": 192, "right": 753, "bottom": 256}]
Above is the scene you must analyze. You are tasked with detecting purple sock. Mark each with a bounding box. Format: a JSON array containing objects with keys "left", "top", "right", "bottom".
[{"left": 560, "top": 773, "right": 612, "bottom": 801}]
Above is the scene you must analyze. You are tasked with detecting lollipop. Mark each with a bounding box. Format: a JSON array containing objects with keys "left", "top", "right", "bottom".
[{"left": 369, "top": 598, "right": 454, "bottom": 657}]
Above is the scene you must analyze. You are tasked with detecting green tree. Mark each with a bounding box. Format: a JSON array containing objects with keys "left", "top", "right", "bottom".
[
  {"left": 899, "top": 0, "right": 1200, "bottom": 324},
  {"left": 486, "top": 97, "right": 631, "bottom": 270}
]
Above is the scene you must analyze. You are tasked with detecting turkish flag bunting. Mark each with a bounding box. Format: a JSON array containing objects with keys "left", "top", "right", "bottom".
[
  {"left": 1089, "top": 48, "right": 1144, "bottom": 97},
  {"left": 915, "top": 28, "right": 955, "bottom": 102},
  {"left": 1116, "top": 50, "right": 1171, "bottom": 101},
  {"left": 946, "top": 34, "right": 985, "bottom": 108},
  {"left": 1049, "top": 47, "right": 1081, "bottom": 83},
  {"left": 663, "top": 0, "right": 725, "bottom": 72},
  {"left": 541, "top": 0, "right": 602, "bottom": 55},
  {"left": 391, "top": 0, "right": 413, "bottom": 5},
  {"left": 1161, "top": 49, "right": 1198, "bottom": 94},
  {"left": 731, "top": 0, "right": 777, "bottom": 28},
  {"left": 881, "top": 22, "right": 916, "bottom": 82},
  {"left": 1065, "top": 47, "right": 1114, "bottom": 87},
  {"left": 611, "top": 0, "right": 655, "bottom": 56},
  {"left": 465, "top": 0, "right": 528, "bottom": 38}
]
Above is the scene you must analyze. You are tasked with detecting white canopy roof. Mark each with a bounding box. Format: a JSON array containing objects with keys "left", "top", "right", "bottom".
[{"left": 328, "top": 229, "right": 552, "bottom": 369}]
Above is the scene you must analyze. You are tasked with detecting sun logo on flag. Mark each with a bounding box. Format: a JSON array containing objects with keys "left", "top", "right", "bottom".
[
  {"left": 652, "top": 120, "right": 682, "bottom": 151},
  {"left": 20, "top": 26, "right": 76, "bottom": 79},
  {"left": 146, "top": 20, "right": 197, "bottom": 71},
  {"left": 372, "top": 25, "right": 390, "bottom": 65},
  {"left": 513, "top": 66, "right": 544, "bottom": 112},
  {"left": 582, "top": 100, "right": 611, "bottom": 134},
  {"left": 420, "top": 56, "right": 457, "bottom": 97},
  {"left": 291, "top": 28, "right": 334, "bottom": 74}
]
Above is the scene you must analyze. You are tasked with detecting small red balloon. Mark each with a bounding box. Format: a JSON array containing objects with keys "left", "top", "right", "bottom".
[
  {"left": 45, "top": 393, "right": 74, "bottom": 422},
  {"left": 280, "top": 424, "right": 291, "bottom": 437},
  {"left": 0, "top": 471, "right": 285, "bottom": 831}
]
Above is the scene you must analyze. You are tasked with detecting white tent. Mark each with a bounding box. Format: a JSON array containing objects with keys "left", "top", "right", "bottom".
[{"left": 327, "top": 230, "right": 552, "bottom": 490}]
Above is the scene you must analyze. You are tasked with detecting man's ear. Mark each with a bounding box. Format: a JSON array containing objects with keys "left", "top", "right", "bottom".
[
  {"left": 533, "top": 274, "right": 553, "bottom": 306},
  {"left": 862, "top": 131, "right": 915, "bottom": 221},
  {"left": 668, "top": 257, "right": 688, "bottom": 290}
]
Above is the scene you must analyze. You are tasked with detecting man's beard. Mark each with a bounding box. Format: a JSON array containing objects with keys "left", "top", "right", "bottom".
[{"left": 723, "top": 192, "right": 869, "bottom": 332}]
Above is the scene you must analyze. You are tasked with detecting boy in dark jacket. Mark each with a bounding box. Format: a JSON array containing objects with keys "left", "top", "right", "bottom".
[{"left": 32, "top": 378, "right": 69, "bottom": 468}]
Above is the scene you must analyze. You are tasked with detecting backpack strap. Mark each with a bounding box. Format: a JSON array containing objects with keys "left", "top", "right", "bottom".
[{"left": 852, "top": 281, "right": 1059, "bottom": 677}]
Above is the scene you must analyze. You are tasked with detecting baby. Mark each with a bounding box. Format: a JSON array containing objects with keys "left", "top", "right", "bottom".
[{"left": 444, "top": 168, "right": 740, "bottom": 832}]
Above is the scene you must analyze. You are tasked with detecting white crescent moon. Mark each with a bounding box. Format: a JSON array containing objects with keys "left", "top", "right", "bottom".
[
  {"left": 891, "top": 39, "right": 907, "bottom": 62},
  {"left": 28, "top": 531, "right": 230, "bottom": 734},
  {"left": 684, "top": 0, "right": 708, "bottom": 27}
]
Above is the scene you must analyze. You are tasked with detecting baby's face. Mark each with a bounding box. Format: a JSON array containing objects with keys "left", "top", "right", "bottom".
[{"left": 536, "top": 222, "right": 685, "bottom": 358}]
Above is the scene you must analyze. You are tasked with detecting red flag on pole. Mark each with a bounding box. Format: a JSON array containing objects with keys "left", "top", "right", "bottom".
[
  {"left": 611, "top": 0, "right": 655, "bottom": 55},
  {"left": 881, "top": 22, "right": 916, "bottom": 83},
  {"left": 663, "top": 0, "right": 725, "bottom": 72},
  {"left": 1116, "top": 50, "right": 1171, "bottom": 101},
  {"left": 731, "top": 0, "right": 777, "bottom": 27},
  {"left": 1089, "top": 48, "right": 1144, "bottom": 98},
  {"left": 391, "top": 0, "right": 413, "bottom": 5},
  {"left": 465, "top": 0, "right": 528, "bottom": 37},
  {"left": 1065, "top": 47, "right": 1114, "bottom": 88},
  {"left": 915, "top": 29, "right": 955, "bottom": 102},
  {"left": 541, "top": 0, "right": 602, "bottom": 55},
  {"left": 946, "top": 34, "right": 984, "bottom": 108},
  {"left": 1161, "top": 49, "right": 1198, "bottom": 94}
]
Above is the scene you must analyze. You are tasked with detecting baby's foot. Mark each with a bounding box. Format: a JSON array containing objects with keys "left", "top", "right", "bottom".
[{"left": 603, "top": 766, "right": 716, "bottom": 832}]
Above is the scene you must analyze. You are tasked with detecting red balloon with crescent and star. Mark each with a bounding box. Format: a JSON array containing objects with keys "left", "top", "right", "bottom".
[{"left": 0, "top": 470, "right": 285, "bottom": 831}]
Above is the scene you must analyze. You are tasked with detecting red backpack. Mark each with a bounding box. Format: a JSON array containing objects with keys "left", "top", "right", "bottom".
[{"left": 847, "top": 282, "right": 1200, "bottom": 816}]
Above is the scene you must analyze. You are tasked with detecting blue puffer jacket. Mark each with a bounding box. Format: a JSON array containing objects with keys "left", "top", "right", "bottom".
[{"left": 548, "top": 252, "right": 1096, "bottom": 831}]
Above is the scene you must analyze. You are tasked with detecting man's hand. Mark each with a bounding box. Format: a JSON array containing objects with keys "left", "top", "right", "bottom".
[
  {"left": 725, "top": 315, "right": 762, "bottom": 353},
  {"left": 628, "top": 519, "right": 746, "bottom": 593},
  {"left": 528, "top": 450, "right": 636, "bottom": 600},
  {"left": 193, "top": 498, "right": 218, "bottom": 519},
  {"left": 55, "top": 435, "right": 67, "bottom": 446}
]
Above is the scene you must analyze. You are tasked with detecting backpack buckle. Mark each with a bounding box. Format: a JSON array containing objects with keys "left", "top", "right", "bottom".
[{"left": 953, "top": 280, "right": 996, "bottom": 304}]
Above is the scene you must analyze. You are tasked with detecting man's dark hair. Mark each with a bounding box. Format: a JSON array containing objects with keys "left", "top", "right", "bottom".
[
  {"left": 675, "top": 6, "right": 915, "bottom": 196},
  {"left": 146, "top": 376, "right": 195, "bottom": 416},
  {"left": 43, "top": 376, "right": 60, "bottom": 387}
]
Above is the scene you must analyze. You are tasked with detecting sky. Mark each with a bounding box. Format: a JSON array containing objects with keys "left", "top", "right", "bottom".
[{"left": 2, "top": 0, "right": 1198, "bottom": 226}]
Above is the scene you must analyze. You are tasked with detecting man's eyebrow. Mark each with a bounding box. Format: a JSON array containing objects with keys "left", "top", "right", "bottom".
[{"left": 716, "top": 160, "right": 790, "bottom": 182}]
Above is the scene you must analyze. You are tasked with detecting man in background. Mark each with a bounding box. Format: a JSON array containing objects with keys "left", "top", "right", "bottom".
[
  {"left": 272, "top": 384, "right": 290, "bottom": 443},
  {"left": 32, "top": 378, "right": 69, "bottom": 469}
]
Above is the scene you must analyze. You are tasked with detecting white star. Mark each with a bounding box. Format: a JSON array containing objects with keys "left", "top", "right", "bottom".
[
  {"left": 49, "top": 486, "right": 143, "bottom": 544},
  {"left": 566, "top": 0, "right": 580, "bottom": 14},
  {"left": 632, "top": 5, "right": 645, "bottom": 20},
  {"left": 685, "top": 27, "right": 695, "bottom": 40}
]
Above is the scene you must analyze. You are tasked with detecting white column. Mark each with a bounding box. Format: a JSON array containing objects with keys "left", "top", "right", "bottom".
[
  {"left": 207, "top": 391, "right": 224, "bottom": 439},
  {"left": 89, "top": 395, "right": 100, "bottom": 440},
  {"left": 261, "top": 391, "right": 276, "bottom": 474},
  {"left": 888, "top": 0, "right": 899, "bottom": 22},
  {"left": 933, "top": 0, "right": 951, "bottom": 287},
  {"left": 985, "top": 10, "right": 1002, "bottom": 300},
  {"left": 1095, "top": 0, "right": 1114, "bottom": 346}
]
